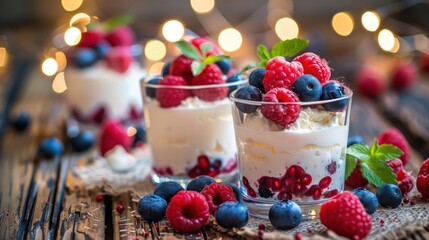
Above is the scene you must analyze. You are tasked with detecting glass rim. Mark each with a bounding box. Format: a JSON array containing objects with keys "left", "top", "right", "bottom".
[
  {"left": 142, "top": 79, "right": 248, "bottom": 90},
  {"left": 229, "top": 88, "right": 353, "bottom": 106}
]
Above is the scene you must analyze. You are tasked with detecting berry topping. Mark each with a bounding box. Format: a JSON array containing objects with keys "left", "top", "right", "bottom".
[
  {"left": 215, "top": 59, "right": 232, "bottom": 75},
  {"left": 166, "top": 191, "right": 210, "bottom": 233},
  {"left": 78, "top": 30, "right": 105, "bottom": 48},
  {"left": 99, "top": 120, "right": 132, "bottom": 156},
  {"left": 156, "top": 75, "right": 191, "bottom": 108},
  {"left": 263, "top": 57, "right": 304, "bottom": 92},
  {"left": 153, "top": 181, "right": 184, "bottom": 203},
  {"left": 94, "top": 42, "right": 110, "bottom": 58},
  {"left": 201, "top": 183, "right": 237, "bottom": 214},
  {"left": 105, "top": 26, "right": 135, "bottom": 47},
  {"left": 186, "top": 175, "right": 216, "bottom": 192},
  {"left": 138, "top": 194, "right": 168, "bottom": 222},
  {"left": 161, "top": 61, "right": 171, "bottom": 76},
  {"left": 417, "top": 158, "right": 429, "bottom": 199},
  {"left": 190, "top": 37, "right": 223, "bottom": 56},
  {"left": 190, "top": 64, "right": 227, "bottom": 102},
  {"left": 269, "top": 201, "right": 302, "bottom": 230},
  {"left": 291, "top": 74, "right": 322, "bottom": 102},
  {"left": 11, "top": 111, "right": 31, "bottom": 132},
  {"left": 38, "top": 137, "right": 64, "bottom": 158},
  {"left": 215, "top": 202, "right": 249, "bottom": 229},
  {"left": 347, "top": 135, "right": 365, "bottom": 147},
  {"left": 320, "top": 192, "right": 372, "bottom": 239},
  {"left": 249, "top": 68, "right": 266, "bottom": 93},
  {"left": 355, "top": 69, "right": 385, "bottom": 99},
  {"left": 105, "top": 47, "right": 132, "bottom": 73},
  {"left": 170, "top": 55, "right": 193, "bottom": 83},
  {"left": 234, "top": 86, "right": 263, "bottom": 113},
  {"left": 293, "top": 52, "right": 331, "bottom": 84},
  {"left": 74, "top": 48, "right": 98, "bottom": 69},
  {"left": 226, "top": 74, "right": 243, "bottom": 94},
  {"left": 132, "top": 124, "right": 147, "bottom": 146},
  {"left": 391, "top": 63, "right": 417, "bottom": 91},
  {"left": 145, "top": 76, "right": 161, "bottom": 98},
  {"left": 386, "top": 159, "right": 414, "bottom": 195},
  {"left": 376, "top": 184, "right": 402, "bottom": 208},
  {"left": 70, "top": 130, "right": 95, "bottom": 152},
  {"left": 320, "top": 81, "right": 349, "bottom": 111},
  {"left": 260, "top": 88, "right": 301, "bottom": 127},
  {"left": 352, "top": 187, "right": 378, "bottom": 214},
  {"left": 377, "top": 128, "right": 410, "bottom": 165},
  {"left": 345, "top": 161, "right": 368, "bottom": 188}
]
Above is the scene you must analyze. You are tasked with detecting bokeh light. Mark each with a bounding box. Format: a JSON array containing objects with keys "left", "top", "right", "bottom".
[
  {"left": 275, "top": 17, "right": 299, "bottom": 40},
  {"left": 218, "top": 28, "right": 242, "bottom": 52},
  {"left": 144, "top": 40, "right": 166, "bottom": 61},
  {"left": 61, "top": 0, "right": 83, "bottom": 12},
  {"left": 70, "top": 13, "right": 91, "bottom": 27},
  {"left": 378, "top": 29, "right": 395, "bottom": 51},
  {"left": 149, "top": 62, "right": 165, "bottom": 75},
  {"left": 389, "top": 37, "right": 400, "bottom": 53},
  {"left": 55, "top": 51, "right": 67, "bottom": 72},
  {"left": 0, "top": 47, "right": 7, "bottom": 67},
  {"left": 361, "top": 11, "right": 380, "bottom": 32},
  {"left": 127, "top": 127, "right": 137, "bottom": 137},
  {"left": 52, "top": 72, "right": 67, "bottom": 93},
  {"left": 414, "top": 34, "right": 429, "bottom": 51},
  {"left": 190, "top": 0, "right": 215, "bottom": 14},
  {"left": 162, "top": 20, "right": 185, "bottom": 42},
  {"left": 42, "top": 58, "right": 58, "bottom": 76},
  {"left": 64, "top": 27, "right": 82, "bottom": 46},
  {"left": 332, "top": 12, "right": 354, "bottom": 36}
]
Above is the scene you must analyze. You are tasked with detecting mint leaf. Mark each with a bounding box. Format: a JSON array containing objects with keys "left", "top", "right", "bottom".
[
  {"left": 241, "top": 63, "right": 259, "bottom": 73},
  {"left": 257, "top": 44, "right": 271, "bottom": 62},
  {"left": 260, "top": 59, "right": 268, "bottom": 67},
  {"left": 175, "top": 41, "right": 202, "bottom": 61},
  {"left": 200, "top": 43, "right": 212, "bottom": 57},
  {"left": 370, "top": 139, "right": 379, "bottom": 156},
  {"left": 375, "top": 144, "right": 403, "bottom": 161},
  {"left": 191, "top": 61, "right": 205, "bottom": 76},
  {"left": 347, "top": 144, "right": 371, "bottom": 161},
  {"left": 104, "top": 14, "right": 134, "bottom": 32},
  {"left": 204, "top": 55, "right": 230, "bottom": 65},
  {"left": 345, "top": 154, "right": 358, "bottom": 179},
  {"left": 270, "top": 38, "right": 309, "bottom": 58},
  {"left": 362, "top": 158, "right": 397, "bottom": 187}
]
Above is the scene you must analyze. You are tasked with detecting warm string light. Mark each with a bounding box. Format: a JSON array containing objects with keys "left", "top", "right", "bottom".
[
  {"left": 275, "top": 17, "right": 299, "bottom": 40},
  {"left": 55, "top": 51, "right": 67, "bottom": 72},
  {"left": 61, "top": 0, "right": 83, "bottom": 12},
  {"left": 361, "top": 11, "right": 380, "bottom": 32},
  {"left": 378, "top": 29, "right": 395, "bottom": 52},
  {"left": 162, "top": 20, "right": 185, "bottom": 42},
  {"left": 70, "top": 13, "right": 91, "bottom": 27},
  {"left": 0, "top": 47, "right": 7, "bottom": 67},
  {"left": 190, "top": 0, "right": 215, "bottom": 14},
  {"left": 390, "top": 37, "right": 400, "bottom": 53},
  {"left": 145, "top": 40, "right": 166, "bottom": 61},
  {"left": 127, "top": 127, "right": 137, "bottom": 137},
  {"left": 52, "top": 72, "right": 67, "bottom": 93},
  {"left": 218, "top": 28, "right": 242, "bottom": 52},
  {"left": 42, "top": 58, "right": 58, "bottom": 76},
  {"left": 149, "top": 62, "right": 165, "bottom": 75},
  {"left": 332, "top": 12, "right": 354, "bottom": 36},
  {"left": 64, "top": 27, "right": 81, "bottom": 46}
]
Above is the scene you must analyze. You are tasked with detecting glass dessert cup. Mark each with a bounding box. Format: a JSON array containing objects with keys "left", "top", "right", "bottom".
[
  {"left": 230, "top": 89, "right": 353, "bottom": 220},
  {"left": 142, "top": 79, "right": 247, "bottom": 185}
]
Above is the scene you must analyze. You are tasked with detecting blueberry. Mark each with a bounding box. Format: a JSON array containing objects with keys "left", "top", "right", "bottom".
[
  {"left": 145, "top": 76, "right": 161, "bottom": 98},
  {"left": 137, "top": 194, "right": 167, "bottom": 222},
  {"left": 11, "top": 111, "right": 31, "bottom": 132},
  {"left": 226, "top": 74, "right": 243, "bottom": 94},
  {"left": 348, "top": 135, "right": 365, "bottom": 147},
  {"left": 249, "top": 68, "right": 266, "bottom": 93},
  {"left": 215, "top": 59, "right": 232, "bottom": 75},
  {"left": 74, "top": 48, "right": 98, "bottom": 68},
  {"left": 292, "top": 74, "right": 322, "bottom": 102},
  {"left": 321, "top": 81, "right": 349, "bottom": 111},
  {"left": 186, "top": 175, "right": 216, "bottom": 192},
  {"left": 153, "top": 181, "right": 184, "bottom": 203},
  {"left": 269, "top": 201, "right": 302, "bottom": 230},
  {"left": 161, "top": 61, "right": 171, "bottom": 76},
  {"left": 226, "top": 182, "right": 242, "bottom": 202},
  {"left": 70, "top": 130, "right": 95, "bottom": 152},
  {"left": 215, "top": 202, "right": 249, "bottom": 229},
  {"left": 38, "top": 137, "right": 64, "bottom": 158},
  {"left": 234, "top": 86, "right": 262, "bottom": 113},
  {"left": 133, "top": 124, "right": 147, "bottom": 146},
  {"left": 352, "top": 187, "right": 378, "bottom": 214},
  {"left": 376, "top": 184, "right": 402, "bottom": 208},
  {"left": 94, "top": 42, "right": 110, "bottom": 58}
]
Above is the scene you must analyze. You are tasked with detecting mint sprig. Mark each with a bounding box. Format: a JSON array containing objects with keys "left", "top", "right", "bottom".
[
  {"left": 346, "top": 139, "right": 403, "bottom": 187},
  {"left": 175, "top": 40, "right": 230, "bottom": 76},
  {"left": 104, "top": 14, "right": 134, "bottom": 32}
]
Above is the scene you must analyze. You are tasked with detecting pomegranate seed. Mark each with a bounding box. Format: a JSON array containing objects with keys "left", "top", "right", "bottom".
[
  {"left": 312, "top": 186, "right": 322, "bottom": 200},
  {"left": 258, "top": 229, "right": 264, "bottom": 236},
  {"left": 290, "top": 182, "right": 303, "bottom": 194},
  {"left": 410, "top": 200, "right": 415, "bottom": 206},
  {"left": 277, "top": 190, "right": 292, "bottom": 200},
  {"left": 305, "top": 185, "right": 317, "bottom": 196},
  {"left": 248, "top": 187, "right": 257, "bottom": 198},
  {"left": 403, "top": 198, "right": 410, "bottom": 204},
  {"left": 258, "top": 224, "right": 265, "bottom": 230},
  {"left": 324, "top": 189, "right": 339, "bottom": 198},
  {"left": 327, "top": 162, "right": 337, "bottom": 174},
  {"left": 307, "top": 228, "right": 313, "bottom": 233},
  {"left": 207, "top": 169, "right": 220, "bottom": 177},
  {"left": 197, "top": 155, "right": 210, "bottom": 171},
  {"left": 286, "top": 165, "right": 305, "bottom": 180},
  {"left": 295, "top": 232, "right": 303, "bottom": 240},
  {"left": 318, "top": 176, "right": 332, "bottom": 189},
  {"left": 258, "top": 176, "right": 272, "bottom": 188},
  {"left": 300, "top": 174, "right": 312, "bottom": 185},
  {"left": 271, "top": 178, "right": 283, "bottom": 192},
  {"left": 242, "top": 176, "right": 250, "bottom": 188},
  {"left": 95, "top": 195, "right": 104, "bottom": 202},
  {"left": 380, "top": 219, "right": 385, "bottom": 224},
  {"left": 165, "top": 167, "right": 173, "bottom": 175},
  {"left": 212, "top": 159, "right": 222, "bottom": 170},
  {"left": 116, "top": 204, "right": 125, "bottom": 213}
]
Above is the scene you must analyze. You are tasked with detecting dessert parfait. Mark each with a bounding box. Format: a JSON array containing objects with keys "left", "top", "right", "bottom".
[
  {"left": 142, "top": 37, "right": 246, "bottom": 184},
  {"left": 230, "top": 39, "right": 352, "bottom": 218},
  {"left": 64, "top": 20, "right": 144, "bottom": 124}
]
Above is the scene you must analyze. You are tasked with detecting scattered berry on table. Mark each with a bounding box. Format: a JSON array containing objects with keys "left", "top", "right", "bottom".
[
  {"left": 234, "top": 86, "right": 263, "bottom": 113},
  {"left": 417, "top": 158, "right": 429, "bottom": 199},
  {"left": 291, "top": 74, "right": 322, "bottom": 102},
  {"left": 190, "top": 64, "right": 227, "bottom": 102},
  {"left": 320, "top": 81, "right": 349, "bottom": 111},
  {"left": 293, "top": 52, "right": 331, "bottom": 84},
  {"left": 116, "top": 204, "right": 125, "bottom": 213},
  {"left": 70, "top": 130, "right": 95, "bottom": 152},
  {"left": 260, "top": 88, "right": 301, "bottom": 127},
  {"left": 376, "top": 184, "right": 402, "bottom": 208},
  {"left": 355, "top": 69, "right": 385, "bottom": 99},
  {"left": 391, "top": 63, "right": 417, "bottom": 91},
  {"left": 215, "top": 59, "right": 232, "bottom": 75},
  {"left": 386, "top": 159, "right": 414, "bottom": 195},
  {"left": 153, "top": 181, "right": 184, "bottom": 203},
  {"left": 352, "top": 187, "right": 379, "bottom": 214},
  {"left": 347, "top": 135, "right": 365, "bottom": 147},
  {"left": 249, "top": 68, "right": 266, "bottom": 93},
  {"left": 320, "top": 191, "right": 372, "bottom": 239},
  {"left": 186, "top": 175, "right": 216, "bottom": 192},
  {"left": 38, "top": 137, "right": 64, "bottom": 158},
  {"left": 138, "top": 194, "right": 167, "bottom": 222},
  {"left": 166, "top": 190, "right": 209, "bottom": 233},
  {"left": 263, "top": 57, "right": 303, "bottom": 92},
  {"left": 377, "top": 128, "right": 410, "bottom": 165},
  {"left": 156, "top": 75, "right": 191, "bottom": 108},
  {"left": 345, "top": 161, "right": 368, "bottom": 188},
  {"left": 99, "top": 120, "right": 132, "bottom": 156},
  {"left": 269, "top": 200, "right": 302, "bottom": 230},
  {"left": 11, "top": 111, "right": 31, "bottom": 132},
  {"left": 215, "top": 202, "right": 249, "bottom": 229},
  {"left": 145, "top": 76, "right": 161, "bottom": 98},
  {"left": 201, "top": 183, "right": 237, "bottom": 214}
]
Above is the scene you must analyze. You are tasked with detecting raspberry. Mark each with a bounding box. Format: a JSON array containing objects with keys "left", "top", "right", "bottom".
[
  {"left": 200, "top": 183, "right": 237, "bottom": 214},
  {"left": 386, "top": 158, "right": 402, "bottom": 174},
  {"left": 99, "top": 120, "right": 132, "bottom": 156},
  {"left": 166, "top": 191, "right": 209, "bottom": 233},
  {"left": 417, "top": 158, "right": 429, "bottom": 199},
  {"left": 386, "top": 159, "right": 414, "bottom": 195},
  {"left": 170, "top": 55, "right": 194, "bottom": 83},
  {"left": 263, "top": 57, "right": 303, "bottom": 92},
  {"left": 377, "top": 128, "right": 410, "bottom": 165},
  {"left": 260, "top": 88, "right": 301, "bottom": 127},
  {"left": 156, "top": 76, "right": 191, "bottom": 108},
  {"left": 391, "top": 63, "right": 417, "bottom": 91},
  {"left": 105, "top": 26, "right": 135, "bottom": 47},
  {"left": 293, "top": 52, "right": 331, "bottom": 84},
  {"left": 320, "top": 191, "right": 372, "bottom": 239},
  {"left": 355, "top": 69, "right": 385, "bottom": 99},
  {"left": 345, "top": 161, "right": 368, "bottom": 189},
  {"left": 190, "top": 37, "right": 223, "bottom": 56},
  {"left": 190, "top": 64, "right": 227, "bottom": 102}
]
